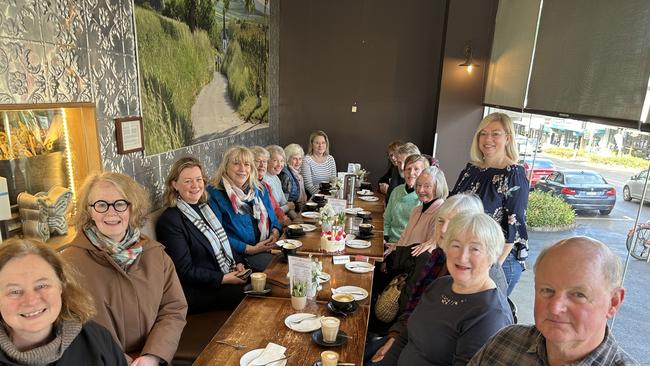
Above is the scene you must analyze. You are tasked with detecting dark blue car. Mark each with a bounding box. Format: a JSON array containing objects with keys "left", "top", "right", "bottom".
[{"left": 535, "top": 169, "right": 616, "bottom": 215}]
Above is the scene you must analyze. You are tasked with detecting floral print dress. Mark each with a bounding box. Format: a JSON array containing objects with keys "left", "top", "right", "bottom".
[{"left": 451, "top": 163, "right": 529, "bottom": 264}]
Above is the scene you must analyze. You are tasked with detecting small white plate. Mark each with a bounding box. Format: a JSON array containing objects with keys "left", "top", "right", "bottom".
[
  {"left": 239, "top": 348, "right": 287, "bottom": 366},
  {"left": 345, "top": 261, "right": 375, "bottom": 273},
  {"left": 301, "top": 211, "right": 320, "bottom": 219},
  {"left": 284, "top": 313, "right": 322, "bottom": 332},
  {"left": 317, "top": 272, "right": 331, "bottom": 283},
  {"left": 334, "top": 286, "right": 369, "bottom": 301},
  {"left": 344, "top": 207, "right": 363, "bottom": 215},
  {"left": 275, "top": 239, "right": 303, "bottom": 248},
  {"left": 359, "top": 196, "right": 379, "bottom": 202},
  {"left": 300, "top": 223, "right": 317, "bottom": 232},
  {"left": 357, "top": 189, "right": 373, "bottom": 196},
  {"left": 346, "top": 239, "right": 371, "bottom": 249}
]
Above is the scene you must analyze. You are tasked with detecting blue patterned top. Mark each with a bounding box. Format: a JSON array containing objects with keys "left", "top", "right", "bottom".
[{"left": 451, "top": 163, "right": 529, "bottom": 249}]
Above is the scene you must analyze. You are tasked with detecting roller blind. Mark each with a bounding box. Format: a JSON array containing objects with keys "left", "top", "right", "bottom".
[
  {"left": 483, "top": 0, "right": 541, "bottom": 110},
  {"left": 525, "top": 0, "right": 650, "bottom": 123}
]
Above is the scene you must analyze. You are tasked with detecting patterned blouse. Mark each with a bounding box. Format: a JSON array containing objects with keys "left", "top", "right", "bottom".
[{"left": 451, "top": 163, "right": 529, "bottom": 251}]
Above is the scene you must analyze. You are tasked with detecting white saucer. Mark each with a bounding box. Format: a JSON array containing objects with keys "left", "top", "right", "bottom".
[
  {"left": 300, "top": 223, "right": 317, "bottom": 232},
  {"left": 359, "top": 196, "right": 379, "bottom": 202},
  {"left": 301, "top": 211, "right": 320, "bottom": 219},
  {"left": 284, "top": 313, "right": 322, "bottom": 332},
  {"left": 275, "top": 239, "right": 303, "bottom": 248},
  {"left": 333, "top": 286, "right": 369, "bottom": 301},
  {"left": 345, "top": 261, "right": 375, "bottom": 273},
  {"left": 317, "top": 272, "right": 331, "bottom": 283},
  {"left": 357, "top": 189, "right": 373, "bottom": 196},
  {"left": 344, "top": 207, "right": 363, "bottom": 215},
  {"left": 240, "top": 348, "right": 287, "bottom": 366},
  {"left": 346, "top": 239, "right": 371, "bottom": 249}
]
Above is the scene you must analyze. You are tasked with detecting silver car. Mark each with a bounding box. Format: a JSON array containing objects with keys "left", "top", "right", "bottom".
[{"left": 623, "top": 170, "right": 650, "bottom": 202}]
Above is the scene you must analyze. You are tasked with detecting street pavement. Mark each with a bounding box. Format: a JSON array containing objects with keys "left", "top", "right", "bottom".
[{"left": 510, "top": 154, "right": 650, "bottom": 364}]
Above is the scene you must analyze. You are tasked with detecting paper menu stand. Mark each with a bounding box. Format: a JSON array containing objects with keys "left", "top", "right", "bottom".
[
  {"left": 288, "top": 255, "right": 315, "bottom": 298},
  {"left": 327, "top": 198, "right": 347, "bottom": 213},
  {"left": 347, "top": 163, "right": 361, "bottom": 173}
]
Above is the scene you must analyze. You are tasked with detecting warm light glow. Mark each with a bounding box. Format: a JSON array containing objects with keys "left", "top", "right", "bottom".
[
  {"left": 467, "top": 65, "right": 473, "bottom": 74},
  {"left": 60, "top": 108, "right": 76, "bottom": 203}
]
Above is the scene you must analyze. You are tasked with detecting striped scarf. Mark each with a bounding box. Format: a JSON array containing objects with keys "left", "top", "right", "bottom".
[
  {"left": 222, "top": 177, "right": 270, "bottom": 241},
  {"left": 84, "top": 225, "right": 142, "bottom": 270},
  {"left": 176, "top": 198, "right": 235, "bottom": 273}
]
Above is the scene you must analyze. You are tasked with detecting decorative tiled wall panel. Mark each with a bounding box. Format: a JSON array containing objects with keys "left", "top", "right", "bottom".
[{"left": 0, "top": 0, "right": 277, "bottom": 205}]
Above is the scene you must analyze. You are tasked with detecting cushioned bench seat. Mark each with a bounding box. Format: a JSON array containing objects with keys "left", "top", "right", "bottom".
[{"left": 172, "top": 310, "right": 233, "bottom": 366}]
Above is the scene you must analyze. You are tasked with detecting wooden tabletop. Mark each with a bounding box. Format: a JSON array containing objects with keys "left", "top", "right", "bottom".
[
  {"left": 262, "top": 254, "right": 374, "bottom": 304},
  {"left": 287, "top": 195, "right": 386, "bottom": 261},
  {"left": 193, "top": 296, "right": 370, "bottom": 366}
]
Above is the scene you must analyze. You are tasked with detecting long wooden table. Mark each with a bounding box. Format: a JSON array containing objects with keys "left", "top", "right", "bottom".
[
  {"left": 193, "top": 297, "right": 369, "bottom": 366},
  {"left": 193, "top": 192, "right": 385, "bottom": 366},
  {"left": 288, "top": 195, "right": 386, "bottom": 261},
  {"left": 263, "top": 254, "right": 374, "bottom": 304}
]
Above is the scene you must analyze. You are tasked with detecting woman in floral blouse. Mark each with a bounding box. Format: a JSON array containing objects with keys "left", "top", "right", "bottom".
[{"left": 450, "top": 112, "right": 529, "bottom": 296}]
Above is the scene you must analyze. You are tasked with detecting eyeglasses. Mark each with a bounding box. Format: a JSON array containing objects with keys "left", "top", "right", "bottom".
[
  {"left": 478, "top": 131, "right": 508, "bottom": 139},
  {"left": 89, "top": 200, "right": 130, "bottom": 213}
]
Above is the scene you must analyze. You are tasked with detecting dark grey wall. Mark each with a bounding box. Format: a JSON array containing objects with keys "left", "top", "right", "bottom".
[
  {"left": 278, "top": 0, "right": 447, "bottom": 183},
  {"left": 434, "top": 0, "right": 498, "bottom": 185}
]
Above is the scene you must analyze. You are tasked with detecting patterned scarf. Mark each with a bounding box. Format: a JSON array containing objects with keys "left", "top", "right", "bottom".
[
  {"left": 289, "top": 166, "right": 307, "bottom": 202},
  {"left": 0, "top": 320, "right": 82, "bottom": 366},
  {"left": 176, "top": 198, "right": 235, "bottom": 273},
  {"left": 222, "top": 177, "right": 270, "bottom": 241},
  {"left": 84, "top": 225, "right": 142, "bottom": 270}
]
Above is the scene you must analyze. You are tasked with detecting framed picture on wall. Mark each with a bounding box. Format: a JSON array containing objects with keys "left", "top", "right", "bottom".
[{"left": 115, "top": 116, "right": 144, "bottom": 154}]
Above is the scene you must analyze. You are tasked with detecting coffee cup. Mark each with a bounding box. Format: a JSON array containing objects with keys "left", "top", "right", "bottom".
[
  {"left": 359, "top": 223, "right": 374, "bottom": 235},
  {"left": 282, "top": 243, "right": 297, "bottom": 260},
  {"left": 356, "top": 210, "right": 372, "bottom": 220},
  {"left": 320, "top": 317, "right": 340, "bottom": 343},
  {"left": 360, "top": 181, "right": 372, "bottom": 190},
  {"left": 250, "top": 272, "right": 267, "bottom": 292},
  {"left": 287, "top": 224, "right": 304, "bottom": 236},
  {"left": 305, "top": 202, "right": 318, "bottom": 211},
  {"left": 319, "top": 182, "right": 332, "bottom": 191},
  {"left": 313, "top": 193, "right": 326, "bottom": 202},
  {"left": 320, "top": 351, "right": 339, "bottom": 366},
  {"left": 331, "top": 292, "right": 355, "bottom": 311}
]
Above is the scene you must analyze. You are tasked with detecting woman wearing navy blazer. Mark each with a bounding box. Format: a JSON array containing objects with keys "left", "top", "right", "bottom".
[
  {"left": 156, "top": 157, "right": 247, "bottom": 314},
  {"left": 207, "top": 146, "right": 282, "bottom": 271}
]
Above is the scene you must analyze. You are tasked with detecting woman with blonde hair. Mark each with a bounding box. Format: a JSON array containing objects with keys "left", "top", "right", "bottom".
[
  {"left": 264, "top": 145, "right": 297, "bottom": 221},
  {"left": 450, "top": 112, "right": 529, "bottom": 296},
  {"left": 156, "top": 157, "right": 247, "bottom": 314},
  {"left": 278, "top": 143, "right": 308, "bottom": 210},
  {"left": 207, "top": 145, "right": 282, "bottom": 271},
  {"left": 301, "top": 130, "right": 337, "bottom": 196},
  {"left": 63, "top": 172, "right": 187, "bottom": 366},
  {"left": 0, "top": 238, "right": 127, "bottom": 365}
]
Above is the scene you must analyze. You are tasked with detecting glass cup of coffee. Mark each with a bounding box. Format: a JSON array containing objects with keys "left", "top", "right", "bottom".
[
  {"left": 331, "top": 292, "right": 355, "bottom": 312},
  {"left": 251, "top": 272, "right": 267, "bottom": 292},
  {"left": 320, "top": 350, "right": 339, "bottom": 366},
  {"left": 320, "top": 316, "right": 340, "bottom": 343}
]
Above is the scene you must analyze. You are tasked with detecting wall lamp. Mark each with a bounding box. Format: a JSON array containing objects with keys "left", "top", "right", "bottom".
[{"left": 459, "top": 42, "right": 480, "bottom": 73}]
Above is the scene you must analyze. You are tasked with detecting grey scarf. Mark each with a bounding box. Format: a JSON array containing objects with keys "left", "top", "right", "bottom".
[{"left": 0, "top": 320, "right": 82, "bottom": 365}]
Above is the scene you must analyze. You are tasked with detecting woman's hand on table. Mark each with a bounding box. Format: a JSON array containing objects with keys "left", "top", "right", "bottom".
[
  {"left": 131, "top": 355, "right": 161, "bottom": 366},
  {"left": 371, "top": 337, "right": 395, "bottom": 363},
  {"left": 286, "top": 201, "right": 296, "bottom": 210},
  {"left": 379, "top": 183, "right": 389, "bottom": 194},
  {"left": 222, "top": 270, "right": 246, "bottom": 285},
  {"left": 269, "top": 229, "right": 280, "bottom": 244},
  {"left": 247, "top": 238, "right": 274, "bottom": 254}
]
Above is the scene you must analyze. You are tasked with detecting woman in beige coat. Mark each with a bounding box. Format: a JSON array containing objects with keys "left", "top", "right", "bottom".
[{"left": 63, "top": 172, "right": 187, "bottom": 366}]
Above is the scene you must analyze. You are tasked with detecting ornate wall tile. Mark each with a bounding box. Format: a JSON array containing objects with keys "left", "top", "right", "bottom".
[
  {"left": 39, "top": 0, "right": 87, "bottom": 48},
  {"left": 83, "top": 0, "right": 124, "bottom": 54},
  {"left": 0, "top": 0, "right": 41, "bottom": 42},
  {"left": 46, "top": 44, "right": 92, "bottom": 102},
  {"left": 0, "top": 39, "right": 48, "bottom": 103},
  {"left": 124, "top": 54, "right": 139, "bottom": 115}
]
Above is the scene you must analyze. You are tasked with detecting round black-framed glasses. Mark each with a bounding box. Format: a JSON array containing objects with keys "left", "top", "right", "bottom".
[{"left": 89, "top": 199, "right": 131, "bottom": 213}]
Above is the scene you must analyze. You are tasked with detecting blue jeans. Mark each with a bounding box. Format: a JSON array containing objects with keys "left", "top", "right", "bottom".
[{"left": 502, "top": 252, "right": 523, "bottom": 296}]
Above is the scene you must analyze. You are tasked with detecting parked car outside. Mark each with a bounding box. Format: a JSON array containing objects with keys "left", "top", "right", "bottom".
[
  {"left": 623, "top": 169, "right": 650, "bottom": 202},
  {"left": 521, "top": 158, "right": 556, "bottom": 188},
  {"left": 535, "top": 169, "right": 616, "bottom": 215}
]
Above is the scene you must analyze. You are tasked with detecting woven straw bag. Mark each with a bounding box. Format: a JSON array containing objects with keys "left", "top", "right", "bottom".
[{"left": 375, "top": 273, "right": 408, "bottom": 323}]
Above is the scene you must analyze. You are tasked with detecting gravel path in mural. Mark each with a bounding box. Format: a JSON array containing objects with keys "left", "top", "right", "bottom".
[{"left": 190, "top": 71, "right": 265, "bottom": 145}]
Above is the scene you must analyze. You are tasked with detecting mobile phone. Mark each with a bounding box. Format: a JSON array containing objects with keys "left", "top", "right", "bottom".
[{"left": 236, "top": 268, "right": 252, "bottom": 280}]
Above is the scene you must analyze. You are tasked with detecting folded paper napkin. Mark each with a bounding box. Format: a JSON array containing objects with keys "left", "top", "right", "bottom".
[{"left": 249, "top": 342, "right": 286, "bottom": 366}]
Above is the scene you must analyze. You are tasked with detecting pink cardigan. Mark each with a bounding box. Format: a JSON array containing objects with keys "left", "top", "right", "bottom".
[{"left": 397, "top": 198, "right": 444, "bottom": 246}]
